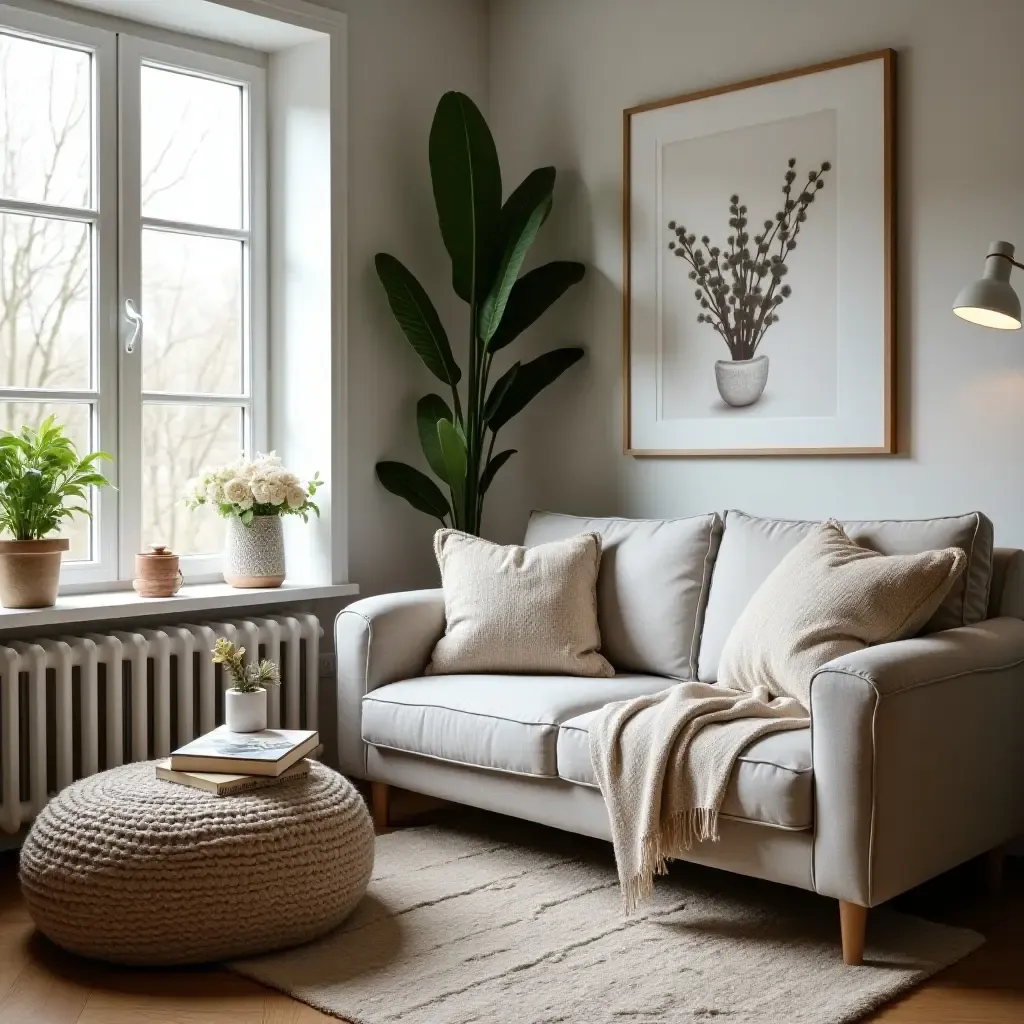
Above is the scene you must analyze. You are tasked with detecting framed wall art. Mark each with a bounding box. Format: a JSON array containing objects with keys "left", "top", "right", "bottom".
[{"left": 623, "top": 49, "right": 895, "bottom": 456}]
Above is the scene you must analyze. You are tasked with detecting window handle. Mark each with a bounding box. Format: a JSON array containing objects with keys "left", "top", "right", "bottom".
[{"left": 124, "top": 298, "right": 143, "bottom": 354}]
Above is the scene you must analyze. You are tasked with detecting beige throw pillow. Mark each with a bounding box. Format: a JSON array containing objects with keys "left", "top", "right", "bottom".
[
  {"left": 717, "top": 520, "right": 967, "bottom": 705},
  {"left": 427, "top": 529, "right": 614, "bottom": 678}
]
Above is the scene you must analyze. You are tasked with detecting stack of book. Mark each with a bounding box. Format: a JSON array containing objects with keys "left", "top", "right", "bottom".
[{"left": 156, "top": 725, "right": 321, "bottom": 796}]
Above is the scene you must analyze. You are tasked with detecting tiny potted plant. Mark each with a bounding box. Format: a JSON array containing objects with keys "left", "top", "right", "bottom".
[
  {"left": 0, "top": 416, "right": 111, "bottom": 609},
  {"left": 183, "top": 453, "right": 321, "bottom": 588},
  {"left": 213, "top": 637, "right": 281, "bottom": 732}
]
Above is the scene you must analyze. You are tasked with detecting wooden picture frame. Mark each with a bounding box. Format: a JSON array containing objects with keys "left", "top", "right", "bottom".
[{"left": 623, "top": 49, "right": 895, "bottom": 456}]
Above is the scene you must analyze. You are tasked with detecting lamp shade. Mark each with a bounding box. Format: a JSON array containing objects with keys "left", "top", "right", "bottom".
[{"left": 953, "top": 240, "right": 1022, "bottom": 329}]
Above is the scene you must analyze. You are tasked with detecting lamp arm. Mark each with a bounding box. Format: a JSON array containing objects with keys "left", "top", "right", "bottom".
[{"left": 990, "top": 251, "right": 1024, "bottom": 271}]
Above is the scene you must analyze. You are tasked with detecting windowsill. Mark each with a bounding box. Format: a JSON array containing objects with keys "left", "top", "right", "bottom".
[{"left": 0, "top": 581, "right": 358, "bottom": 633}]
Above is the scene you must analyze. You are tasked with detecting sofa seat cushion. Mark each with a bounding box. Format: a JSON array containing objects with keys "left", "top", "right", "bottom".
[
  {"left": 361, "top": 674, "right": 670, "bottom": 778},
  {"left": 557, "top": 713, "right": 813, "bottom": 830}
]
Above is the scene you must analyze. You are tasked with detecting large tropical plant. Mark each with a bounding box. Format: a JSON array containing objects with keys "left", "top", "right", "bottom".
[{"left": 375, "top": 92, "right": 586, "bottom": 535}]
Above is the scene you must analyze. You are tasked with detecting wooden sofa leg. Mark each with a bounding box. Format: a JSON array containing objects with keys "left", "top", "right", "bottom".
[
  {"left": 987, "top": 844, "right": 1006, "bottom": 894},
  {"left": 839, "top": 901, "right": 867, "bottom": 966},
  {"left": 370, "top": 781, "right": 390, "bottom": 834}
]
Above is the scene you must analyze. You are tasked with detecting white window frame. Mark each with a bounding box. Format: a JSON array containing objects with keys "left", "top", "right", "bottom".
[
  {"left": 117, "top": 37, "right": 267, "bottom": 582},
  {"left": 0, "top": 3, "right": 267, "bottom": 587},
  {"left": 0, "top": 3, "right": 118, "bottom": 585}
]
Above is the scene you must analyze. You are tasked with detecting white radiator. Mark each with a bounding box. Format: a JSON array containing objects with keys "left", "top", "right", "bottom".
[{"left": 0, "top": 613, "right": 320, "bottom": 834}]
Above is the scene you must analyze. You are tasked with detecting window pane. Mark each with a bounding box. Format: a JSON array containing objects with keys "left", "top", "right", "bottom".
[
  {"left": 141, "top": 230, "right": 242, "bottom": 394},
  {"left": 142, "top": 403, "right": 242, "bottom": 556},
  {"left": 0, "top": 32, "right": 91, "bottom": 208},
  {"left": 141, "top": 65, "right": 242, "bottom": 229},
  {"left": 0, "top": 213, "right": 92, "bottom": 390},
  {"left": 0, "top": 402, "right": 93, "bottom": 561}
]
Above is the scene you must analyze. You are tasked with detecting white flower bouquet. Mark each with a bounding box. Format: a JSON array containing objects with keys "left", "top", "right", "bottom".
[{"left": 183, "top": 452, "right": 321, "bottom": 526}]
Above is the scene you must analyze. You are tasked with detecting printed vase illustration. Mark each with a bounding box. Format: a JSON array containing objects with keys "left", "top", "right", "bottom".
[
  {"left": 224, "top": 514, "right": 286, "bottom": 589},
  {"left": 715, "top": 356, "right": 770, "bottom": 407}
]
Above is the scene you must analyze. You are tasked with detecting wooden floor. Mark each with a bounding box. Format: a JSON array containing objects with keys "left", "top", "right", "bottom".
[{"left": 1, "top": 795, "right": 1022, "bottom": 1023}]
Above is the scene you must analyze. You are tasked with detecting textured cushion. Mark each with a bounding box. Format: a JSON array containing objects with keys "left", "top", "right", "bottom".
[
  {"left": 718, "top": 521, "right": 966, "bottom": 705},
  {"left": 18, "top": 761, "right": 374, "bottom": 965},
  {"left": 523, "top": 511, "right": 722, "bottom": 680},
  {"left": 427, "top": 529, "right": 613, "bottom": 678},
  {"left": 362, "top": 674, "right": 670, "bottom": 777},
  {"left": 557, "top": 713, "right": 813, "bottom": 829},
  {"left": 699, "top": 509, "right": 994, "bottom": 681}
]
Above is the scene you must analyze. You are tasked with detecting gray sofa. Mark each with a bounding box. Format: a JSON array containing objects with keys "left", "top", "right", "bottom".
[{"left": 336, "top": 509, "right": 1024, "bottom": 964}]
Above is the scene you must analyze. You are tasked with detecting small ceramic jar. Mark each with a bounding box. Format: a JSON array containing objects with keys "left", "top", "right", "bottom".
[
  {"left": 133, "top": 545, "right": 183, "bottom": 598},
  {"left": 225, "top": 687, "right": 268, "bottom": 732}
]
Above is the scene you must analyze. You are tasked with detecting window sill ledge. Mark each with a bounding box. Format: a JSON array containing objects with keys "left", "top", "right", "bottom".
[{"left": 0, "top": 582, "right": 358, "bottom": 634}]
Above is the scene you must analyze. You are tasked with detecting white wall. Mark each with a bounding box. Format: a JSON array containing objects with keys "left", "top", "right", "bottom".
[
  {"left": 486, "top": 0, "right": 1024, "bottom": 547},
  {"left": 304, "top": 0, "right": 489, "bottom": 595}
]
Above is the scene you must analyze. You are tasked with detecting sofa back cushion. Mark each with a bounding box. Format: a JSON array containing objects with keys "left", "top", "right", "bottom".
[
  {"left": 524, "top": 511, "right": 722, "bottom": 680},
  {"left": 989, "top": 548, "right": 1024, "bottom": 619},
  {"left": 698, "top": 509, "right": 994, "bottom": 682}
]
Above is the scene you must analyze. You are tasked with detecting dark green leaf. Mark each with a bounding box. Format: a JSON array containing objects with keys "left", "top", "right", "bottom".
[
  {"left": 416, "top": 394, "right": 454, "bottom": 484},
  {"left": 483, "top": 362, "right": 519, "bottom": 424},
  {"left": 436, "top": 419, "right": 467, "bottom": 517},
  {"left": 479, "top": 167, "right": 555, "bottom": 344},
  {"left": 375, "top": 253, "right": 461, "bottom": 385},
  {"left": 489, "top": 261, "right": 586, "bottom": 351},
  {"left": 479, "top": 448, "right": 516, "bottom": 495},
  {"left": 489, "top": 347, "right": 584, "bottom": 432},
  {"left": 376, "top": 461, "right": 451, "bottom": 522},
  {"left": 429, "top": 91, "right": 502, "bottom": 303}
]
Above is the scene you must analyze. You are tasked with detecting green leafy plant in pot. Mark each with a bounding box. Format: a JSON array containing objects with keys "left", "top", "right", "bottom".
[
  {"left": 0, "top": 416, "right": 111, "bottom": 608},
  {"left": 375, "top": 91, "right": 586, "bottom": 535}
]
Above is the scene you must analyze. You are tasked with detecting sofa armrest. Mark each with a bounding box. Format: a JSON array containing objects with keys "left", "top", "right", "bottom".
[
  {"left": 334, "top": 590, "right": 445, "bottom": 778},
  {"left": 810, "top": 617, "right": 1024, "bottom": 907}
]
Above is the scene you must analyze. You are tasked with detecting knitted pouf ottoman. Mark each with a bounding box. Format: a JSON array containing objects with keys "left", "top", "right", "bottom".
[{"left": 19, "top": 760, "right": 374, "bottom": 965}]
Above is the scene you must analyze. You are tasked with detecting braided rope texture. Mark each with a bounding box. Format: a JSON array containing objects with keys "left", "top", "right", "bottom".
[{"left": 18, "top": 760, "right": 374, "bottom": 965}]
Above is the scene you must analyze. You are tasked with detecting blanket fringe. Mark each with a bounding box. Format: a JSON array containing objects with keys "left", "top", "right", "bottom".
[{"left": 621, "top": 807, "right": 720, "bottom": 914}]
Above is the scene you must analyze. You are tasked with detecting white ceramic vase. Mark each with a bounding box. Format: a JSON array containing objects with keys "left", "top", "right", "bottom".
[
  {"left": 714, "top": 355, "right": 770, "bottom": 407},
  {"left": 225, "top": 687, "right": 267, "bottom": 732},
  {"left": 224, "top": 514, "right": 285, "bottom": 588}
]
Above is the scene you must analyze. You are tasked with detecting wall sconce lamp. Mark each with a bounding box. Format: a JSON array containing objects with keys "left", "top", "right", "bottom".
[{"left": 953, "top": 240, "right": 1023, "bottom": 330}]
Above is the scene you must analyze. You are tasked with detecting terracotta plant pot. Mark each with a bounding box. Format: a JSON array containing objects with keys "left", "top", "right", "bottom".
[
  {"left": 0, "top": 538, "right": 70, "bottom": 609},
  {"left": 715, "top": 355, "right": 770, "bottom": 407}
]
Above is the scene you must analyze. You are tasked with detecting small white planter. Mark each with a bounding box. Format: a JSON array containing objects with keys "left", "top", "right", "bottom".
[
  {"left": 224, "top": 514, "right": 285, "bottom": 588},
  {"left": 225, "top": 687, "right": 268, "bottom": 733},
  {"left": 715, "top": 355, "right": 770, "bottom": 407}
]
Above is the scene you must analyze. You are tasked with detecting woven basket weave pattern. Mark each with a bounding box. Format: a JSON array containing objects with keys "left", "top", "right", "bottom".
[{"left": 18, "top": 761, "right": 374, "bottom": 965}]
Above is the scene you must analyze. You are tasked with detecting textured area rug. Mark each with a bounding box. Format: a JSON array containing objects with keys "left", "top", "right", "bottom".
[{"left": 231, "top": 818, "right": 983, "bottom": 1024}]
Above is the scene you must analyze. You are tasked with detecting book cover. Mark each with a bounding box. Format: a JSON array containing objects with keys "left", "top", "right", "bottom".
[
  {"left": 169, "top": 725, "right": 319, "bottom": 776},
  {"left": 155, "top": 757, "right": 311, "bottom": 795}
]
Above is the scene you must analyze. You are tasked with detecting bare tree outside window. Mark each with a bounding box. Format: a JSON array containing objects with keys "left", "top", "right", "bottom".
[{"left": 1, "top": 31, "right": 252, "bottom": 560}]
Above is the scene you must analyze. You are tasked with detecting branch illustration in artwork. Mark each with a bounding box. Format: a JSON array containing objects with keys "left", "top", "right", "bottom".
[{"left": 667, "top": 158, "right": 831, "bottom": 362}]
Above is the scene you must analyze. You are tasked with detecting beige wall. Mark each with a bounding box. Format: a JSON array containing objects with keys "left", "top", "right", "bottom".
[
  {"left": 305, "top": 0, "right": 489, "bottom": 598},
  {"left": 485, "top": 0, "right": 1024, "bottom": 547}
]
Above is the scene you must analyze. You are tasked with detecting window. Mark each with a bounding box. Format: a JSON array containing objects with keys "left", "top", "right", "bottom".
[{"left": 0, "top": 3, "right": 265, "bottom": 585}]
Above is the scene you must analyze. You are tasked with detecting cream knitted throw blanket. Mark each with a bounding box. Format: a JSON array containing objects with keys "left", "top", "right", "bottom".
[
  {"left": 590, "top": 520, "right": 968, "bottom": 913},
  {"left": 589, "top": 683, "right": 807, "bottom": 912}
]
